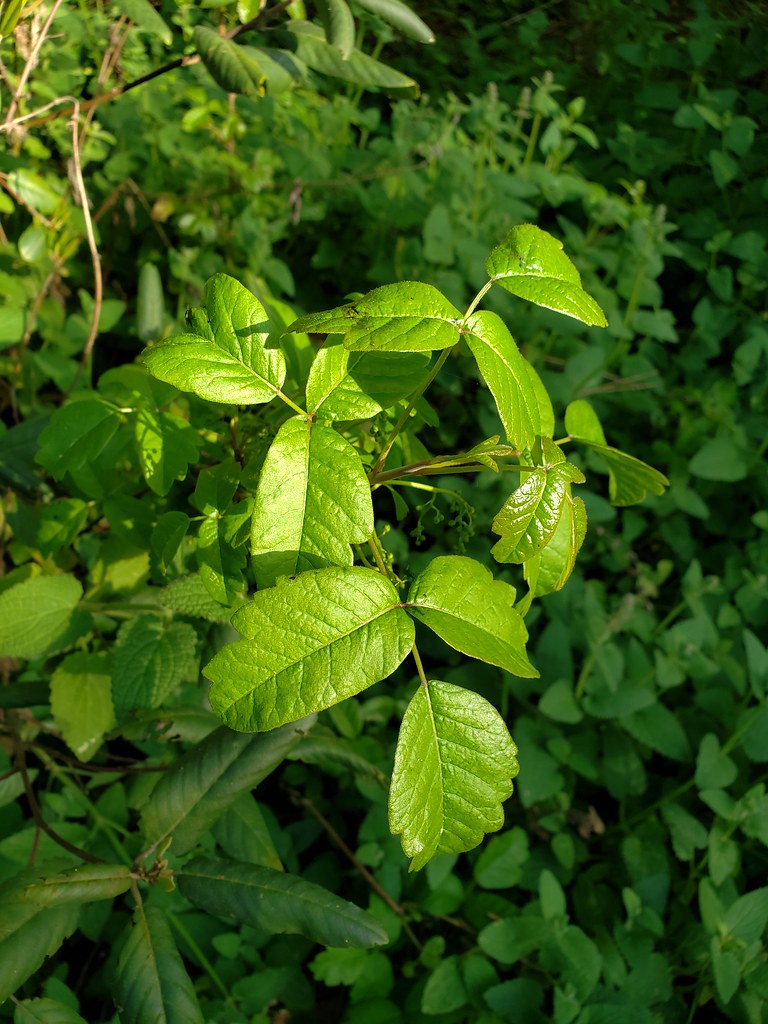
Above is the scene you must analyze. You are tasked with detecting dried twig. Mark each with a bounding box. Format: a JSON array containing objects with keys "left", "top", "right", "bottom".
[{"left": 3, "top": 0, "right": 64, "bottom": 129}]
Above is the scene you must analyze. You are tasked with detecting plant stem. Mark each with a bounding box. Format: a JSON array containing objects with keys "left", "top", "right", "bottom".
[
  {"left": 167, "top": 911, "right": 236, "bottom": 1004},
  {"left": 411, "top": 643, "right": 429, "bottom": 688}
]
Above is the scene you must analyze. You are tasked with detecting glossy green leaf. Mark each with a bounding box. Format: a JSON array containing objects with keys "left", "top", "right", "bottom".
[
  {"left": 204, "top": 567, "right": 414, "bottom": 732},
  {"left": 140, "top": 721, "right": 309, "bottom": 856},
  {"left": 212, "top": 794, "right": 283, "bottom": 870},
  {"left": 464, "top": 309, "right": 541, "bottom": 450},
  {"left": 491, "top": 438, "right": 585, "bottom": 564},
  {"left": 353, "top": 0, "right": 434, "bottom": 43},
  {"left": 115, "top": 0, "right": 172, "bottom": 45},
  {"left": 288, "top": 282, "right": 461, "bottom": 352},
  {"left": 21, "top": 863, "right": 133, "bottom": 906},
  {"left": 0, "top": 873, "right": 79, "bottom": 1003},
  {"left": 0, "top": 574, "right": 82, "bottom": 659},
  {"left": 390, "top": 680, "right": 519, "bottom": 870},
  {"left": 115, "top": 905, "right": 203, "bottom": 1024},
  {"left": 36, "top": 398, "right": 121, "bottom": 479},
  {"left": 406, "top": 555, "right": 537, "bottom": 678},
  {"left": 287, "top": 21, "right": 417, "bottom": 92},
  {"left": 486, "top": 224, "right": 607, "bottom": 327},
  {"left": 142, "top": 274, "right": 286, "bottom": 405},
  {"left": 565, "top": 399, "right": 668, "bottom": 505},
  {"left": 177, "top": 856, "right": 388, "bottom": 948},
  {"left": 523, "top": 492, "right": 587, "bottom": 597},
  {"left": 13, "top": 997, "right": 89, "bottom": 1024},
  {"left": 112, "top": 615, "right": 197, "bottom": 711},
  {"left": 134, "top": 408, "right": 201, "bottom": 496},
  {"left": 305, "top": 342, "right": 428, "bottom": 419},
  {"left": 50, "top": 653, "right": 115, "bottom": 761},
  {"left": 194, "top": 25, "right": 265, "bottom": 96},
  {"left": 319, "top": 0, "right": 355, "bottom": 57},
  {"left": 197, "top": 514, "right": 246, "bottom": 605},
  {"left": 250, "top": 416, "right": 374, "bottom": 586}
]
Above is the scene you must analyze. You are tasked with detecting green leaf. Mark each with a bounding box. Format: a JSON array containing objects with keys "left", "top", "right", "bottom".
[
  {"left": 0, "top": 873, "right": 79, "bottom": 1003},
  {"left": 50, "top": 653, "right": 115, "bottom": 761},
  {"left": 134, "top": 408, "right": 201, "bottom": 496},
  {"left": 288, "top": 283, "right": 461, "bottom": 353},
  {"left": 205, "top": 567, "right": 414, "bottom": 732},
  {"left": 151, "top": 511, "right": 190, "bottom": 573},
  {"left": 523, "top": 492, "right": 587, "bottom": 597},
  {"left": 6, "top": 169, "right": 61, "bottom": 215},
  {"left": 194, "top": 25, "right": 265, "bottom": 96},
  {"left": 251, "top": 416, "right": 374, "bottom": 586},
  {"left": 177, "top": 856, "right": 388, "bottom": 948},
  {"left": 319, "top": 0, "right": 355, "bottom": 57},
  {"left": 237, "top": 45, "right": 306, "bottom": 95},
  {"left": 212, "top": 794, "right": 283, "bottom": 870},
  {"left": 0, "top": 574, "right": 83, "bottom": 659},
  {"left": 112, "top": 615, "right": 198, "bottom": 711},
  {"left": 421, "top": 956, "right": 466, "bottom": 1014},
  {"left": 190, "top": 458, "right": 240, "bottom": 515},
  {"left": 286, "top": 21, "right": 417, "bottom": 92},
  {"left": 474, "top": 828, "right": 529, "bottom": 889},
  {"left": 115, "top": 905, "right": 204, "bottom": 1024},
  {"left": 711, "top": 937, "right": 741, "bottom": 1005},
  {"left": 158, "top": 574, "right": 240, "bottom": 623},
  {"left": 13, "top": 997, "right": 89, "bottom": 1024},
  {"left": 305, "top": 342, "right": 428, "bottom": 419},
  {"left": 464, "top": 310, "right": 542, "bottom": 450},
  {"left": 389, "top": 679, "right": 519, "bottom": 871},
  {"left": 140, "top": 722, "right": 308, "bottom": 855},
  {"left": 688, "top": 436, "right": 748, "bottom": 482},
  {"left": 115, "top": 0, "right": 172, "bottom": 45},
  {"left": 724, "top": 887, "right": 768, "bottom": 944},
  {"left": 353, "top": 0, "right": 434, "bottom": 42},
  {"left": 491, "top": 438, "right": 585, "bottom": 564},
  {"left": 143, "top": 274, "right": 286, "bottom": 405},
  {"left": 695, "top": 733, "right": 738, "bottom": 790},
  {"left": 565, "top": 399, "right": 668, "bottom": 505},
  {"left": 36, "top": 398, "right": 121, "bottom": 479},
  {"left": 21, "top": 863, "right": 133, "bottom": 906},
  {"left": 486, "top": 224, "right": 607, "bottom": 327},
  {"left": 197, "top": 514, "right": 246, "bottom": 605},
  {"left": 406, "top": 555, "right": 537, "bottom": 677}
]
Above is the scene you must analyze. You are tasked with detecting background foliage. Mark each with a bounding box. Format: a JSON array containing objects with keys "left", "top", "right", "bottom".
[{"left": 1, "top": 1, "right": 767, "bottom": 1022}]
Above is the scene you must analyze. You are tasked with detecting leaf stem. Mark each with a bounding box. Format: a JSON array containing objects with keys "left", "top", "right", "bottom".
[
  {"left": 464, "top": 279, "right": 494, "bottom": 320},
  {"left": 167, "top": 910, "right": 236, "bottom": 1004},
  {"left": 411, "top": 643, "right": 429, "bottom": 689}
]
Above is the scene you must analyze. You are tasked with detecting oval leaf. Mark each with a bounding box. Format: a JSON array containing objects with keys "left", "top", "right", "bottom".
[
  {"left": 251, "top": 416, "right": 374, "bottom": 587},
  {"left": 204, "top": 567, "right": 414, "bottom": 732},
  {"left": 178, "top": 856, "right": 388, "bottom": 948},
  {"left": 319, "top": 0, "right": 355, "bottom": 57},
  {"left": 406, "top": 555, "right": 537, "bottom": 678},
  {"left": 22, "top": 863, "right": 133, "bottom": 906},
  {"left": 389, "top": 680, "right": 519, "bottom": 871},
  {"left": 353, "top": 0, "right": 434, "bottom": 43},
  {"left": 194, "top": 25, "right": 264, "bottom": 96},
  {"left": 487, "top": 224, "right": 608, "bottom": 327},
  {"left": 0, "top": 574, "right": 82, "bottom": 659},
  {"left": 306, "top": 343, "right": 428, "bottom": 419}
]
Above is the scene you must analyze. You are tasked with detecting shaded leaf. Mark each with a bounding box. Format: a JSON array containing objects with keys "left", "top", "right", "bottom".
[
  {"left": 251, "top": 416, "right": 374, "bottom": 586},
  {"left": 13, "top": 997, "right": 89, "bottom": 1024},
  {"left": 354, "top": 0, "right": 434, "bottom": 42},
  {"left": 36, "top": 399, "right": 121, "bottom": 479},
  {"left": 112, "top": 615, "right": 198, "bottom": 711},
  {"left": 389, "top": 679, "right": 519, "bottom": 870},
  {"left": 288, "top": 282, "right": 461, "bottom": 353},
  {"left": 115, "top": 0, "right": 172, "bottom": 45},
  {"left": 204, "top": 567, "right": 414, "bottom": 732},
  {"left": 178, "top": 856, "right": 388, "bottom": 948},
  {"left": 0, "top": 574, "right": 83, "bottom": 659},
  {"left": 197, "top": 514, "right": 246, "bottom": 605},
  {"left": 115, "top": 905, "right": 203, "bottom": 1024},
  {"left": 286, "top": 21, "right": 417, "bottom": 92},
  {"left": 212, "top": 794, "right": 283, "bottom": 870},
  {"left": 134, "top": 408, "right": 201, "bottom": 496},
  {"left": 194, "top": 25, "right": 265, "bottom": 96},
  {"left": 151, "top": 511, "right": 190, "bottom": 573},
  {"left": 143, "top": 274, "right": 286, "bottom": 405},
  {"left": 140, "top": 721, "right": 309, "bottom": 856},
  {"left": 487, "top": 224, "right": 607, "bottom": 326},
  {"left": 305, "top": 342, "right": 428, "bottom": 419},
  {"left": 50, "top": 653, "right": 115, "bottom": 761},
  {"left": 523, "top": 492, "right": 587, "bottom": 597},
  {"left": 406, "top": 555, "right": 537, "bottom": 677},
  {"left": 21, "top": 863, "right": 133, "bottom": 906},
  {"left": 319, "top": 0, "right": 355, "bottom": 57}
]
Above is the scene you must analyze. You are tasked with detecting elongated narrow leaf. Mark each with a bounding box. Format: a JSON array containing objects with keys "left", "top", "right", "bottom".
[
  {"left": 0, "top": 574, "right": 82, "bottom": 659},
  {"left": 251, "top": 416, "right": 374, "bottom": 586},
  {"left": 21, "top": 863, "right": 133, "bottom": 906},
  {"left": 204, "top": 567, "right": 414, "bottom": 732},
  {"left": 134, "top": 408, "right": 201, "bottom": 496},
  {"left": 406, "top": 555, "right": 537, "bottom": 677},
  {"left": 354, "top": 0, "right": 434, "bottom": 42},
  {"left": 523, "top": 493, "right": 587, "bottom": 598},
  {"left": 389, "top": 680, "right": 519, "bottom": 871},
  {"left": 142, "top": 274, "right": 286, "bottom": 405},
  {"left": 115, "top": 0, "right": 172, "bottom": 45},
  {"left": 13, "top": 998, "right": 89, "bottom": 1024},
  {"left": 487, "top": 225, "right": 608, "bottom": 327},
  {"left": 320, "top": 0, "right": 355, "bottom": 57},
  {"left": 115, "top": 905, "right": 203, "bottom": 1024},
  {"left": 178, "top": 856, "right": 387, "bottom": 948},
  {"left": 194, "top": 25, "right": 265, "bottom": 96},
  {"left": 305, "top": 343, "right": 428, "bottom": 419},
  {"left": 288, "top": 282, "right": 462, "bottom": 353},
  {"left": 565, "top": 399, "right": 669, "bottom": 505},
  {"left": 491, "top": 438, "right": 585, "bottom": 564},
  {"left": 464, "top": 310, "right": 541, "bottom": 450},
  {"left": 287, "top": 21, "right": 417, "bottom": 92},
  {"left": 0, "top": 873, "right": 79, "bottom": 1002},
  {"left": 238, "top": 46, "right": 306, "bottom": 95},
  {"left": 140, "top": 721, "right": 309, "bottom": 855}
]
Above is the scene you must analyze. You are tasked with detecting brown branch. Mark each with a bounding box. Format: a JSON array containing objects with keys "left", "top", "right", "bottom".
[{"left": 3, "top": 0, "right": 65, "bottom": 129}]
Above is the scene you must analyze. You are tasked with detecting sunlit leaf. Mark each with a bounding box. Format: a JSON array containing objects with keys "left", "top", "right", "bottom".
[
  {"left": 305, "top": 342, "right": 428, "bottom": 419},
  {"left": 523, "top": 493, "right": 587, "bottom": 597}
]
